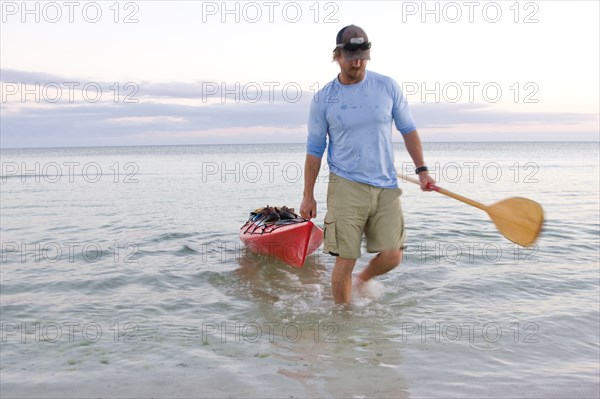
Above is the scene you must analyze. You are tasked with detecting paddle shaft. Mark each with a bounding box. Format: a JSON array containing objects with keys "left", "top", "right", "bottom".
[{"left": 398, "top": 173, "right": 488, "bottom": 212}]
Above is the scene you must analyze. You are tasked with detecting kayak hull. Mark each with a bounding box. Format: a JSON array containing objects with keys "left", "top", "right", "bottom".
[{"left": 239, "top": 220, "right": 324, "bottom": 267}]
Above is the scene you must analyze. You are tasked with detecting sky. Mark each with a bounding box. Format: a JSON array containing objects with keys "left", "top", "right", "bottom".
[{"left": 1, "top": 0, "right": 599, "bottom": 148}]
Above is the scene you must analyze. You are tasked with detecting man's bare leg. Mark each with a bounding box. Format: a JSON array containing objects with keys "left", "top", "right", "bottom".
[
  {"left": 356, "top": 249, "right": 402, "bottom": 282},
  {"left": 331, "top": 257, "right": 357, "bottom": 305}
]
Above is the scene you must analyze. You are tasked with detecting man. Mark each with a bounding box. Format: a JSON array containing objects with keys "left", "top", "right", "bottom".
[{"left": 300, "top": 25, "right": 435, "bottom": 305}]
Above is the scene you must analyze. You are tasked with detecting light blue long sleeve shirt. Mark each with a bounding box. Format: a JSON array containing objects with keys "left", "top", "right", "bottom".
[{"left": 307, "top": 70, "right": 416, "bottom": 188}]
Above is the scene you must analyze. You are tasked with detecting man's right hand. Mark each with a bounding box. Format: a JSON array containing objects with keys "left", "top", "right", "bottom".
[
  {"left": 301, "top": 154, "right": 322, "bottom": 219},
  {"left": 300, "top": 196, "right": 317, "bottom": 219}
]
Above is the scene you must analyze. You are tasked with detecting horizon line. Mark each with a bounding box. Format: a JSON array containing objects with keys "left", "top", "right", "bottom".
[{"left": 2, "top": 140, "right": 599, "bottom": 151}]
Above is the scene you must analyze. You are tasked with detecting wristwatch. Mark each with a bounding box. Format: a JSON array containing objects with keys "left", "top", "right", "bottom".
[{"left": 415, "top": 166, "right": 428, "bottom": 174}]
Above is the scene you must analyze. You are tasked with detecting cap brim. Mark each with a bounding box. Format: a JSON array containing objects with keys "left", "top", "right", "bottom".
[{"left": 341, "top": 49, "right": 371, "bottom": 61}]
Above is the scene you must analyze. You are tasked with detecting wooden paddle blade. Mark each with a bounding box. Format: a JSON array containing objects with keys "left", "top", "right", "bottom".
[{"left": 486, "top": 197, "right": 544, "bottom": 247}]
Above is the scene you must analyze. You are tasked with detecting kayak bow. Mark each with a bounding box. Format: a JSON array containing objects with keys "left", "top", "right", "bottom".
[{"left": 239, "top": 218, "right": 323, "bottom": 267}]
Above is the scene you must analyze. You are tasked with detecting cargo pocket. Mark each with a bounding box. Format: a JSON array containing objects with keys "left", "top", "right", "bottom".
[{"left": 323, "top": 214, "right": 339, "bottom": 256}]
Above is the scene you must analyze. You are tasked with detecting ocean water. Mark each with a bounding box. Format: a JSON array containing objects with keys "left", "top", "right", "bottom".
[{"left": 1, "top": 142, "right": 598, "bottom": 398}]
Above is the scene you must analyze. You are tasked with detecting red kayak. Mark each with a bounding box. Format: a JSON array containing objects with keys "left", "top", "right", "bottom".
[{"left": 239, "top": 207, "right": 323, "bottom": 267}]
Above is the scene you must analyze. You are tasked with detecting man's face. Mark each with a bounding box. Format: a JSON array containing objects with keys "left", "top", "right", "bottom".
[{"left": 337, "top": 55, "right": 368, "bottom": 83}]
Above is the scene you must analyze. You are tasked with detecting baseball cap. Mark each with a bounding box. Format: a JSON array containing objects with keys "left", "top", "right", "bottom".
[{"left": 335, "top": 25, "right": 371, "bottom": 61}]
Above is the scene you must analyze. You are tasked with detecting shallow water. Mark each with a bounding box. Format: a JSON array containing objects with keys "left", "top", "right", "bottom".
[{"left": 1, "top": 142, "right": 599, "bottom": 397}]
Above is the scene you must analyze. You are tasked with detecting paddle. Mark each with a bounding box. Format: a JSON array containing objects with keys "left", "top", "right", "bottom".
[{"left": 398, "top": 173, "right": 544, "bottom": 247}]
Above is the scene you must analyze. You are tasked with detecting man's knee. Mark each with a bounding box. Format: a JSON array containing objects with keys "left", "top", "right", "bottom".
[
  {"left": 380, "top": 249, "right": 402, "bottom": 267},
  {"left": 334, "top": 258, "right": 357, "bottom": 272},
  {"left": 332, "top": 258, "right": 356, "bottom": 283}
]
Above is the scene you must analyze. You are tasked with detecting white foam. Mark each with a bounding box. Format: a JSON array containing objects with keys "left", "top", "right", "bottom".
[{"left": 351, "top": 277, "right": 385, "bottom": 306}]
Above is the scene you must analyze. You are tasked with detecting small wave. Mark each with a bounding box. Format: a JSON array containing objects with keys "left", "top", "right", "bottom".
[
  {"left": 175, "top": 245, "right": 199, "bottom": 255},
  {"left": 150, "top": 232, "right": 198, "bottom": 243}
]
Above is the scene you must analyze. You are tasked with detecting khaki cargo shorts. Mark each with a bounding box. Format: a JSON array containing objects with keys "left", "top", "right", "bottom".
[{"left": 323, "top": 173, "right": 406, "bottom": 259}]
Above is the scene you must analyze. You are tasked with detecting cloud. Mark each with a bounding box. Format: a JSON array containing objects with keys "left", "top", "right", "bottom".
[
  {"left": 411, "top": 103, "right": 598, "bottom": 127},
  {"left": 1, "top": 69, "right": 598, "bottom": 148}
]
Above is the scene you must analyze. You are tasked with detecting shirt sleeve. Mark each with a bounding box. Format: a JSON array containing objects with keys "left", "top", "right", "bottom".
[
  {"left": 391, "top": 79, "right": 417, "bottom": 134},
  {"left": 306, "top": 93, "right": 328, "bottom": 158}
]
